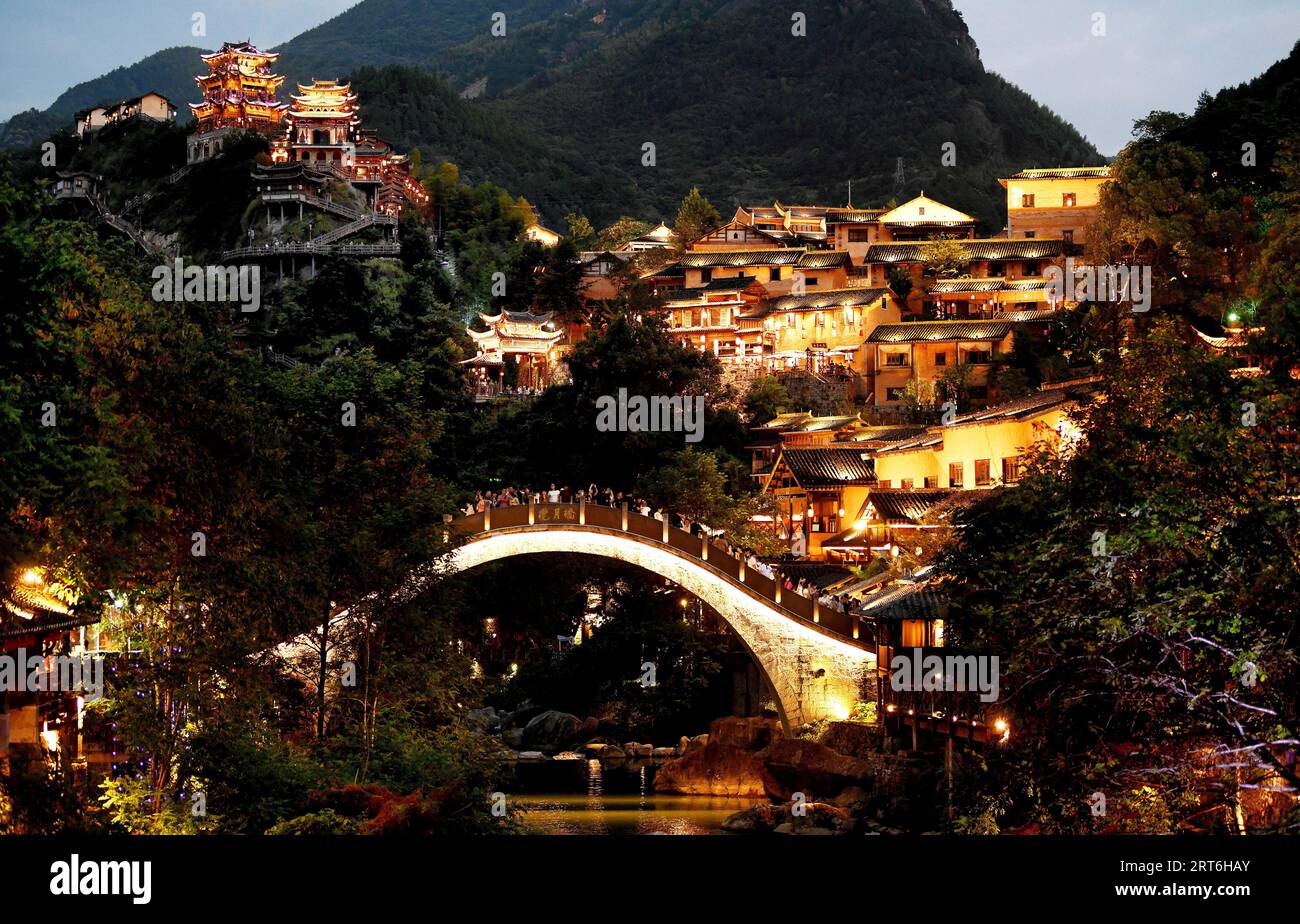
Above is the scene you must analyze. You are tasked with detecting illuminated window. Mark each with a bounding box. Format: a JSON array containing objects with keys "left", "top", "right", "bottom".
[
  {"left": 900, "top": 479, "right": 913, "bottom": 489},
  {"left": 1021, "top": 193, "right": 1035, "bottom": 208},
  {"left": 974, "top": 459, "right": 991, "bottom": 486},
  {"left": 948, "top": 462, "right": 964, "bottom": 488},
  {"left": 1002, "top": 456, "right": 1021, "bottom": 484},
  {"left": 1063, "top": 193, "right": 1077, "bottom": 207},
  {"left": 924, "top": 476, "right": 938, "bottom": 489}
]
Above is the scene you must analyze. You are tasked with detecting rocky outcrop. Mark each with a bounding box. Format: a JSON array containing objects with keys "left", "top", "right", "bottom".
[
  {"left": 622, "top": 742, "right": 653, "bottom": 758},
  {"left": 653, "top": 743, "right": 778, "bottom": 797},
  {"left": 818, "top": 721, "right": 882, "bottom": 759},
  {"left": 759, "top": 739, "right": 878, "bottom": 800},
  {"left": 708, "top": 716, "right": 782, "bottom": 751},
  {"left": 685, "top": 734, "right": 709, "bottom": 754},
  {"left": 520, "top": 710, "right": 582, "bottom": 751}
]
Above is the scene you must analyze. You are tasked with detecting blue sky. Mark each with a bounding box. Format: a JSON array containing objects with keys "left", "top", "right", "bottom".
[{"left": 1, "top": 0, "right": 1297, "bottom": 154}]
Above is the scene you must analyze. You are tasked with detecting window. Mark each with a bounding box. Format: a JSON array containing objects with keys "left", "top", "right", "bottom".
[
  {"left": 964, "top": 349, "right": 992, "bottom": 365},
  {"left": 1063, "top": 193, "right": 1077, "bottom": 207},
  {"left": 878, "top": 480, "right": 890, "bottom": 489},
  {"left": 884, "top": 352, "right": 909, "bottom": 367},
  {"left": 924, "top": 476, "right": 938, "bottom": 489},
  {"left": 974, "top": 459, "right": 991, "bottom": 486},
  {"left": 948, "top": 462, "right": 964, "bottom": 488},
  {"left": 848, "top": 229, "right": 870, "bottom": 242},
  {"left": 769, "top": 267, "right": 781, "bottom": 282},
  {"left": 1023, "top": 230, "right": 1036, "bottom": 239},
  {"left": 701, "top": 268, "right": 713, "bottom": 282},
  {"left": 900, "top": 479, "right": 914, "bottom": 490},
  {"left": 1062, "top": 230, "right": 1074, "bottom": 244},
  {"left": 934, "top": 351, "right": 947, "bottom": 367},
  {"left": 1021, "top": 193, "right": 1035, "bottom": 208},
  {"left": 885, "top": 387, "right": 906, "bottom": 401},
  {"left": 1002, "top": 456, "right": 1021, "bottom": 484}
]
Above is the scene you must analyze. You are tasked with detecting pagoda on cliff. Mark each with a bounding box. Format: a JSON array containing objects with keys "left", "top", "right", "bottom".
[
  {"left": 187, "top": 41, "right": 288, "bottom": 163},
  {"left": 269, "top": 78, "right": 428, "bottom": 215}
]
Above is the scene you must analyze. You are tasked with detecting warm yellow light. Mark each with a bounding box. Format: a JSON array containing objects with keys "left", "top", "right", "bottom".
[
  {"left": 41, "top": 728, "right": 59, "bottom": 752},
  {"left": 21, "top": 569, "right": 40, "bottom": 585}
]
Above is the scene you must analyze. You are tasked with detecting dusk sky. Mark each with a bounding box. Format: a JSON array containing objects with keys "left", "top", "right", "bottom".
[{"left": 1, "top": 0, "right": 1297, "bottom": 154}]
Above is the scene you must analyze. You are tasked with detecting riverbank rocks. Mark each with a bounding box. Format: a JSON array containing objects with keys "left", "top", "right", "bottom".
[
  {"left": 653, "top": 742, "right": 778, "bottom": 797},
  {"left": 818, "top": 721, "right": 882, "bottom": 759},
  {"left": 516, "top": 751, "right": 548, "bottom": 761},
  {"left": 708, "top": 716, "right": 783, "bottom": 751},
  {"left": 520, "top": 711, "right": 582, "bottom": 752},
  {"left": 678, "top": 736, "right": 690, "bottom": 755},
  {"left": 622, "top": 742, "right": 653, "bottom": 758},
  {"left": 580, "top": 716, "right": 600, "bottom": 737},
  {"left": 685, "top": 734, "right": 709, "bottom": 754},
  {"left": 721, "top": 800, "right": 855, "bottom": 835},
  {"left": 760, "top": 738, "right": 877, "bottom": 800},
  {"left": 652, "top": 747, "right": 677, "bottom": 759},
  {"left": 553, "top": 751, "right": 583, "bottom": 761}
]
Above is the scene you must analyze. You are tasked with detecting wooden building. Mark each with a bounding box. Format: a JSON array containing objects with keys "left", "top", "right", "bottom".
[
  {"left": 998, "top": 166, "right": 1112, "bottom": 244},
  {"left": 188, "top": 41, "right": 288, "bottom": 163}
]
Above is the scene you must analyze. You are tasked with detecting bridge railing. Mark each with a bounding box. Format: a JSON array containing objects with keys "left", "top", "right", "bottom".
[{"left": 455, "top": 501, "right": 863, "bottom": 647}]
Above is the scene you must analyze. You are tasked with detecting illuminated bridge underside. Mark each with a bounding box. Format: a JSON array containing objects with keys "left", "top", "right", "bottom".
[{"left": 447, "top": 516, "right": 875, "bottom": 731}]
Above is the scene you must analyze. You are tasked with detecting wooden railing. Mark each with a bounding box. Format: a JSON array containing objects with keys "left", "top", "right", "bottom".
[{"left": 453, "top": 501, "right": 869, "bottom": 649}]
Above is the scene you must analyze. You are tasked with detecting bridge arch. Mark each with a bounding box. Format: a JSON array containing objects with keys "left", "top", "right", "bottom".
[{"left": 445, "top": 503, "right": 875, "bottom": 731}]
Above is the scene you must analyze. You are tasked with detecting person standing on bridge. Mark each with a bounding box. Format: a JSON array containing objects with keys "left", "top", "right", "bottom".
[{"left": 547, "top": 484, "right": 560, "bottom": 503}]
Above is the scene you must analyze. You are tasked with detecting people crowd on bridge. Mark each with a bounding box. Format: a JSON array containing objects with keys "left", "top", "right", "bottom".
[{"left": 459, "top": 485, "right": 866, "bottom": 619}]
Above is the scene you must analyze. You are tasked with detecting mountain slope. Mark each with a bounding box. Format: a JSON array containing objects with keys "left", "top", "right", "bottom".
[
  {"left": 5, "top": 0, "right": 1102, "bottom": 232},
  {"left": 475, "top": 0, "right": 1102, "bottom": 226}
]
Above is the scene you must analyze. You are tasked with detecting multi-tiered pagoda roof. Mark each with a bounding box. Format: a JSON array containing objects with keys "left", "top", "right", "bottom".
[{"left": 190, "top": 40, "right": 288, "bottom": 133}]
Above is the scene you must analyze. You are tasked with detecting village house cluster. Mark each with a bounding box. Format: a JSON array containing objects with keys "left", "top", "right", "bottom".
[{"left": 480, "top": 168, "right": 1111, "bottom": 412}]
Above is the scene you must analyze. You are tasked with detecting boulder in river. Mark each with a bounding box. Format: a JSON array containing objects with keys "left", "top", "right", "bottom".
[
  {"left": 652, "top": 747, "right": 677, "bottom": 759},
  {"left": 760, "top": 738, "right": 877, "bottom": 800},
  {"left": 653, "top": 742, "right": 778, "bottom": 797},
  {"left": 622, "top": 742, "right": 653, "bottom": 758},
  {"left": 520, "top": 710, "right": 582, "bottom": 751},
  {"left": 516, "top": 751, "right": 548, "bottom": 761},
  {"left": 685, "top": 734, "right": 709, "bottom": 754}
]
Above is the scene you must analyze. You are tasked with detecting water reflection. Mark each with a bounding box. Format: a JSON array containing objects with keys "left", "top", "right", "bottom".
[{"left": 512, "top": 757, "right": 755, "bottom": 835}]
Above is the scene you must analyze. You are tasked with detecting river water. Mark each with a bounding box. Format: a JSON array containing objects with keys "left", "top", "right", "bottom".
[{"left": 510, "top": 757, "right": 756, "bottom": 835}]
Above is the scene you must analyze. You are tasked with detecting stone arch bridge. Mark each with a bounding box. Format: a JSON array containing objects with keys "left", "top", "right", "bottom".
[{"left": 443, "top": 502, "right": 875, "bottom": 731}]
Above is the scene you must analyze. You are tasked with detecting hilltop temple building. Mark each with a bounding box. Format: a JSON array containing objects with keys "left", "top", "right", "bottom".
[{"left": 187, "top": 41, "right": 289, "bottom": 163}]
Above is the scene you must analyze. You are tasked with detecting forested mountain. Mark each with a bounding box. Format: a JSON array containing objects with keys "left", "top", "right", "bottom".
[{"left": 4, "top": 0, "right": 1103, "bottom": 228}]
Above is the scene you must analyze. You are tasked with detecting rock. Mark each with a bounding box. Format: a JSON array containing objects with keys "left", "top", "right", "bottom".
[
  {"left": 503, "top": 728, "right": 524, "bottom": 749},
  {"left": 601, "top": 746, "right": 627, "bottom": 760},
  {"left": 516, "top": 751, "right": 548, "bottom": 761},
  {"left": 552, "top": 751, "right": 583, "bottom": 761},
  {"left": 773, "top": 822, "right": 794, "bottom": 834},
  {"left": 652, "top": 747, "right": 677, "bottom": 759},
  {"left": 622, "top": 742, "right": 653, "bottom": 758},
  {"left": 677, "top": 736, "right": 690, "bottom": 755},
  {"left": 708, "top": 716, "right": 783, "bottom": 751},
  {"left": 520, "top": 710, "right": 582, "bottom": 752},
  {"left": 760, "top": 738, "right": 877, "bottom": 800},
  {"left": 819, "top": 721, "right": 882, "bottom": 759},
  {"left": 466, "top": 706, "right": 499, "bottom": 732},
  {"left": 503, "top": 703, "right": 547, "bottom": 729},
  {"left": 580, "top": 716, "right": 600, "bottom": 737},
  {"left": 685, "top": 734, "right": 709, "bottom": 754},
  {"left": 831, "top": 785, "right": 871, "bottom": 814},
  {"left": 721, "top": 803, "right": 784, "bottom": 833},
  {"left": 653, "top": 743, "right": 779, "bottom": 797}
]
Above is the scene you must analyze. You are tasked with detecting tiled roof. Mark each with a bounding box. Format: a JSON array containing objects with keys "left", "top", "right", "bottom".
[
  {"left": 679, "top": 249, "right": 805, "bottom": 268},
  {"left": 866, "top": 490, "right": 957, "bottom": 524},
  {"left": 767, "top": 287, "right": 892, "bottom": 312},
  {"left": 858, "top": 581, "right": 947, "bottom": 621},
  {"left": 826, "top": 209, "right": 885, "bottom": 223},
  {"left": 780, "top": 448, "right": 876, "bottom": 487},
  {"left": 796, "top": 415, "right": 860, "bottom": 432},
  {"left": 874, "top": 432, "right": 944, "bottom": 455},
  {"left": 928, "top": 277, "right": 1006, "bottom": 294},
  {"left": 837, "top": 424, "right": 927, "bottom": 445},
  {"left": 866, "top": 321, "right": 1015, "bottom": 343},
  {"left": 1004, "top": 166, "right": 1112, "bottom": 180},
  {"left": 864, "top": 239, "right": 1064, "bottom": 264},
  {"left": 796, "top": 250, "right": 852, "bottom": 269},
  {"left": 1001, "top": 309, "right": 1061, "bottom": 323},
  {"left": 944, "top": 383, "right": 1095, "bottom": 429},
  {"left": 756, "top": 412, "right": 815, "bottom": 430}
]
